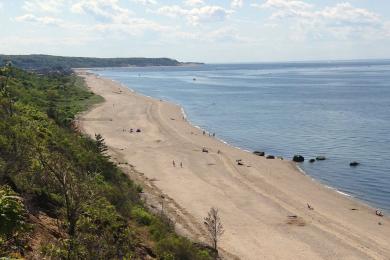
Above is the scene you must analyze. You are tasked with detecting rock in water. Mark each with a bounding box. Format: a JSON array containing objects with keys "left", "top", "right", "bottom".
[
  {"left": 309, "top": 159, "right": 316, "bottom": 163},
  {"left": 316, "top": 156, "right": 326, "bottom": 161},
  {"left": 293, "top": 155, "right": 305, "bottom": 162},
  {"left": 253, "top": 151, "right": 265, "bottom": 156},
  {"left": 350, "top": 161, "right": 360, "bottom": 167}
]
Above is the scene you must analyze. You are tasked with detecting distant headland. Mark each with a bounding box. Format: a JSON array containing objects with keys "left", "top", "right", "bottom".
[{"left": 0, "top": 54, "right": 203, "bottom": 74}]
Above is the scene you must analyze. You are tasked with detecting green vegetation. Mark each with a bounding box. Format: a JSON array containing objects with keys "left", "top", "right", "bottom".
[
  {"left": 0, "top": 185, "right": 28, "bottom": 255},
  {"left": 0, "top": 64, "right": 212, "bottom": 259},
  {"left": 0, "top": 54, "right": 187, "bottom": 74}
]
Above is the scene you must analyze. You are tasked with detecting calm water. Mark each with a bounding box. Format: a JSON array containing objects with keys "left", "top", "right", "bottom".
[{"left": 91, "top": 61, "right": 390, "bottom": 212}]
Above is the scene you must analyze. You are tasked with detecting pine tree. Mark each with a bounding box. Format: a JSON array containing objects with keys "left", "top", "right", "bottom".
[{"left": 95, "top": 133, "right": 108, "bottom": 155}]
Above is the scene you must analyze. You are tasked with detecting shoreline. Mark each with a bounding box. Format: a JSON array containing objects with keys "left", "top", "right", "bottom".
[
  {"left": 76, "top": 70, "right": 390, "bottom": 260},
  {"left": 103, "top": 76, "right": 370, "bottom": 207}
]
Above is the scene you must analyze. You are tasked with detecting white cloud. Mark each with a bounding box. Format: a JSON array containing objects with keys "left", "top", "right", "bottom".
[
  {"left": 257, "top": 0, "right": 379, "bottom": 24},
  {"left": 70, "top": 0, "right": 169, "bottom": 35},
  {"left": 320, "top": 3, "right": 380, "bottom": 26},
  {"left": 157, "top": 5, "right": 232, "bottom": 25},
  {"left": 231, "top": 0, "right": 243, "bottom": 8},
  {"left": 91, "top": 18, "right": 170, "bottom": 35},
  {"left": 157, "top": 5, "right": 186, "bottom": 18},
  {"left": 71, "top": 0, "right": 133, "bottom": 23},
  {"left": 184, "top": 0, "right": 204, "bottom": 7},
  {"left": 23, "top": 0, "right": 65, "bottom": 13},
  {"left": 259, "top": 0, "right": 312, "bottom": 10},
  {"left": 253, "top": 0, "right": 313, "bottom": 19},
  {"left": 169, "top": 26, "right": 252, "bottom": 44},
  {"left": 15, "top": 14, "right": 63, "bottom": 26},
  {"left": 256, "top": 0, "right": 385, "bottom": 41},
  {"left": 15, "top": 0, "right": 168, "bottom": 37},
  {"left": 131, "top": 0, "right": 158, "bottom": 6}
]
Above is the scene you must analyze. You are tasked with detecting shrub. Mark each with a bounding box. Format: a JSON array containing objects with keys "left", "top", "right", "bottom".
[
  {"left": 0, "top": 186, "right": 28, "bottom": 257},
  {"left": 131, "top": 206, "right": 153, "bottom": 226},
  {"left": 74, "top": 197, "right": 136, "bottom": 259},
  {"left": 156, "top": 235, "right": 212, "bottom": 260},
  {"left": 0, "top": 185, "right": 27, "bottom": 238},
  {"left": 149, "top": 214, "right": 174, "bottom": 241}
]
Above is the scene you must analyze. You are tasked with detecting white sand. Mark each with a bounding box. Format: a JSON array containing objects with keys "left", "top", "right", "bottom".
[{"left": 77, "top": 71, "right": 390, "bottom": 260}]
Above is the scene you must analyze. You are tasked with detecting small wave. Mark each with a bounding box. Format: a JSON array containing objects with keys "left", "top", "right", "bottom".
[{"left": 335, "top": 190, "right": 352, "bottom": 197}]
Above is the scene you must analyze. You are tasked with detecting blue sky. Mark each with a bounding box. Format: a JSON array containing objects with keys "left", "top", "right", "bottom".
[{"left": 0, "top": 0, "right": 390, "bottom": 62}]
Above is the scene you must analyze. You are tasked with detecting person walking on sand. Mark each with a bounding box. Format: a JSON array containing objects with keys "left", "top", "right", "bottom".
[
  {"left": 180, "top": 162, "right": 183, "bottom": 168},
  {"left": 173, "top": 160, "right": 176, "bottom": 167}
]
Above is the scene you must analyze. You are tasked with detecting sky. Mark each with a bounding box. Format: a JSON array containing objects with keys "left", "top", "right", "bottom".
[{"left": 0, "top": 0, "right": 390, "bottom": 62}]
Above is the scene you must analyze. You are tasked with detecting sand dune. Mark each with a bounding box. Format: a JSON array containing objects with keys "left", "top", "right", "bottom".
[{"left": 77, "top": 71, "right": 390, "bottom": 260}]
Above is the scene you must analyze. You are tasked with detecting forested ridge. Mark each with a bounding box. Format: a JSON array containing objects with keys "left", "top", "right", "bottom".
[
  {"left": 0, "top": 65, "right": 212, "bottom": 259},
  {"left": 0, "top": 55, "right": 196, "bottom": 74}
]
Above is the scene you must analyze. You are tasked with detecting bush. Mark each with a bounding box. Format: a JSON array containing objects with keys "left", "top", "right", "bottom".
[
  {"left": 156, "top": 235, "right": 212, "bottom": 260},
  {"left": 0, "top": 186, "right": 27, "bottom": 238},
  {"left": 149, "top": 214, "right": 174, "bottom": 241},
  {"left": 0, "top": 186, "right": 28, "bottom": 257},
  {"left": 74, "top": 197, "right": 136, "bottom": 259},
  {"left": 131, "top": 206, "right": 153, "bottom": 226}
]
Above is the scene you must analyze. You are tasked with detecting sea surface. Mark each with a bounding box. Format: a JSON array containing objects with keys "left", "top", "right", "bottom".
[{"left": 90, "top": 61, "right": 390, "bottom": 212}]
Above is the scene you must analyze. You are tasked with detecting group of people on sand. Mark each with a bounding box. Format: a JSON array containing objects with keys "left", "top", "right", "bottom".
[
  {"left": 172, "top": 160, "right": 183, "bottom": 168},
  {"left": 122, "top": 128, "right": 141, "bottom": 133},
  {"left": 202, "top": 130, "right": 215, "bottom": 137}
]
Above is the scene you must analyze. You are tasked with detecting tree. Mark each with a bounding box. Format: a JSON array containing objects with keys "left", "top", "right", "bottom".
[
  {"left": 95, "top": 133, "right": 108, "bottom": 155},
  {"left": 203, "top": 207, "right": 224, "bottom": 258},
  {"left": 36, "top": 148, "right": 100, "bottom": 259},
  {"left": 0, "top": 185, "right": 28, "bottom": 256},
  {"left": 0, "top": 64, "right": 14, "bottom": 117}
]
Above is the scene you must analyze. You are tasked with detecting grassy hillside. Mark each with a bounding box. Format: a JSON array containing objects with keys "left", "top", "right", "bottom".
[
  {"left": 0, "top": 55, "right": 190, "bottom": 74},
  {"left": 0, "top": 65, "right": 212, "bottom": 259}
]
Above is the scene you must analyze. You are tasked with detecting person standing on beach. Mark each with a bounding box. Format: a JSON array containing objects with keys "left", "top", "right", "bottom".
[
  {"left": 173, "top": 160, "right": 176, "bottom": 167},
  {"left": 180, "top": 162, "right": 183, "bottom": 168}
]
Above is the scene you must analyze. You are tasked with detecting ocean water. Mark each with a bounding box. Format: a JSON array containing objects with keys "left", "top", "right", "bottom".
[{"left": 90, "top": 61, "right": 390, "bottom": 212}]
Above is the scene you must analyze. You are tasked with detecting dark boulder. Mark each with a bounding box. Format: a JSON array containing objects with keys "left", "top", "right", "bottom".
[
  {"left": 266, "top": 155, "right": 275, "bottom": 159},
  {"left": 253, "top": 151, "right": 265, "bottom": 156},
  {"left": 316, "top": 156, "right": 326, "bottom": 161},
  {"left": 309, "top": 159, "right": 316, "bottom": 163},
  {"left": 293, "top": 155, "right": 305, "bottom": 162},
  {"left": 350, "top": 161, "right": 360, "bottom": 167}
]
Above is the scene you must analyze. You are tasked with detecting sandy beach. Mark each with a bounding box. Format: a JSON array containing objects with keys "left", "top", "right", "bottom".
[{"left": 77, "top": 71, "right": 390, "bottom": 260}]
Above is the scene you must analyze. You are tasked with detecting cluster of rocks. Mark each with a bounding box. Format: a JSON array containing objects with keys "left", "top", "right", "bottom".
[
  {"left": 292, "top": 154, "right": 360, "bottom": 167},
  {"left": 254, "top": 150, "right": 360, "bottom": 167},
  {"left": 253, "top": 151, "right": 277, "bottom": 160}
]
